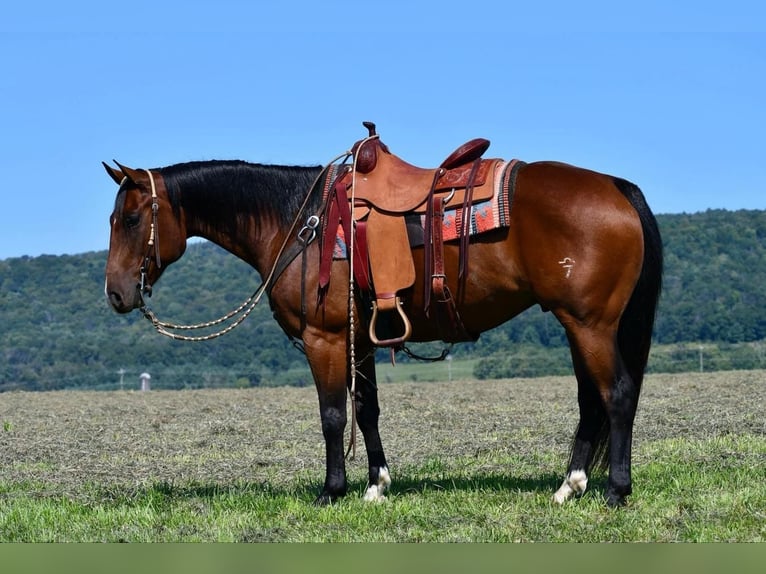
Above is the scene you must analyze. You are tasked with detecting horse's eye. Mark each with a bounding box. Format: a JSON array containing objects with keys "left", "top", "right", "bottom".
[{"left": 124, "top": 213, "right": 141, "bottom": 229}]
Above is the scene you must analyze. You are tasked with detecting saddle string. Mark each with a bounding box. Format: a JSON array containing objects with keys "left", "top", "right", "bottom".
[{"left": 138, "top": 152, "right": 351, "bottom": 341}]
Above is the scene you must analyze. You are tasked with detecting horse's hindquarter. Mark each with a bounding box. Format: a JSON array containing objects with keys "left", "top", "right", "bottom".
[{"left": 511, "top": 161, "right": 645, "bottom": 325}]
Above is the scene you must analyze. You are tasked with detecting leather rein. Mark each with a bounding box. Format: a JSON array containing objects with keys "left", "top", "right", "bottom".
[
  {"left": 133, "top": 156, "right": 347, "bottom": 341},
  {"left": 129, "top": 141, "right": 429, "bottom": 461}
]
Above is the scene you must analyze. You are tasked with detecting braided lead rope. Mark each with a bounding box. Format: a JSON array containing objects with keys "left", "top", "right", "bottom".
[
  {"left": 344, "top": 133, "right": 380, "bottom": 460},
  {"left": 140, "top": 285, "right": 266, "bottom": 342},
  {"left": 139, "top": 152, "right": 351, "bottom": 341}
]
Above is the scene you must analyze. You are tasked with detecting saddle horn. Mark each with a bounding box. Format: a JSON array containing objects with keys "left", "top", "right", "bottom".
[{"left": 353, "top": 122, "right": 382, "bottom": 174}]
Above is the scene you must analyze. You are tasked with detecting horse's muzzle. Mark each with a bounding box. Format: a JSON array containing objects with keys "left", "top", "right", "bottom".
[{"left": 105, "top": 279, "right": 144, "bottom": 314}]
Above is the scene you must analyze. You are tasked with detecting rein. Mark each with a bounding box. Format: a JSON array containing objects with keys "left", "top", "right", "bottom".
[
  {"left": 136, "top": 154, "right": 349, "bottom": 341},
  {"left": 132, "top": 145, "right": 376, "bottom": 461},
  {"left": 344, "top": 132, "right": 380, "bottom": 460}
]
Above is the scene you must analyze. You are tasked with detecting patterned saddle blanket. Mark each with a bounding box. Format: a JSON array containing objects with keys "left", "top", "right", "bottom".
[{"left": 332, "top": 158, "right": 521, "bottom": 259}]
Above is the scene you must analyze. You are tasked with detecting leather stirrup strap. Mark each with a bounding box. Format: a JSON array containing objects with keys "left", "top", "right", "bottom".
[
  {"left": 319, "top": 181, "right": 371, "bottom": 299},
  {"left": 430, "top": 194, "right": 448, "bottom": 307},
  {"left": 428, "top": 194, "right": 473, "bottom": 342},
  {"left": 458, "top": 158, "right": 482, "bottom": 285},
  {"left": 423, "top": 169, "right": 444, "bottom": 314},
  {"left": 335, "top": 184, "right": 370, "bottom": 292}
]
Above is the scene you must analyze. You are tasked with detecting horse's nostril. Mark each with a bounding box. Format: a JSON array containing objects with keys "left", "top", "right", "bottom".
[{"left": 108, "top": 291, "right": 123, "bottom": 308}]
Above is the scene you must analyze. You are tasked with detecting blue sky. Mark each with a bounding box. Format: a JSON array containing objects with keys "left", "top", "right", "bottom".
[{"left": 1, "top": 1, "right": 764, "bottom": 259}]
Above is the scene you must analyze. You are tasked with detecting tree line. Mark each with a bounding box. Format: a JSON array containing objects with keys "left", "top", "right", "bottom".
[{"left": 1, "top": 209, "right": 764, "bottom": 391}]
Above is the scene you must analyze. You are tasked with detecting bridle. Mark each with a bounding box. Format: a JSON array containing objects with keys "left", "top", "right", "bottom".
[
  {"left": 135, "top": 169, "right": 162, "bottom": 299},
  {"left": 130, "top": 167, "right": 268, "bottom": 341},
  {"left": 129, "top": 158, "right": 347, "bottom": 341}
]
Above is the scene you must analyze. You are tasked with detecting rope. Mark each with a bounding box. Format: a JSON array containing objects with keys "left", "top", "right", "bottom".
[
  {"left": 140, "top": 283, "right": 267, "bottom": 342},
  {"left": 136, "top": 141, "right": 384, "bottom": 463},
  {"left": 344, "top": 133, "right": 380, "bottom": 460},
  {"left": 138, "top": 151, "right": 351, "bottom": 341}
]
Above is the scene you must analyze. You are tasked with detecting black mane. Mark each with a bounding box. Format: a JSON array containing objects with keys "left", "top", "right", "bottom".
[{"left": 159, "top": 160, "right": 324, "bottom": 237}]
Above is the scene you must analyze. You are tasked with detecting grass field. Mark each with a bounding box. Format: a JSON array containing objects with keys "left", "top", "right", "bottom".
[{"left": 0, "top": 370, "right": 764, "bottom": 542}]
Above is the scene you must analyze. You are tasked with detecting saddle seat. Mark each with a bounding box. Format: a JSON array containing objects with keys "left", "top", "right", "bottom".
[{"left": 340, "top": 135, "right": 496, "bottom": 216}]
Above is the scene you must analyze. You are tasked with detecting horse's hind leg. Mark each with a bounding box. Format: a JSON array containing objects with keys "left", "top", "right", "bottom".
[
  {"left": 553, "top": 346, "right": 607, "bottom": 504},
  {"left": 354, "top": 350, "right": 391, "bottom": 502},
  {"left": 554, "top": 323, "right": 639, "bottom": 507}
]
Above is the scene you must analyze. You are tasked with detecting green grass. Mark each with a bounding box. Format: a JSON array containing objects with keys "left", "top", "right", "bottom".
[
  {"left": 377, "top": 358, "right": 478, "bottom": 383},
  {"left": 274, "top": 341, "right": 766, "bottom": 386},
  {"left": 1, "top": 372, "right": 764, "bottom": 542},
  {"left": 2, "top": 434, "right": 763, "bottom": 542}
]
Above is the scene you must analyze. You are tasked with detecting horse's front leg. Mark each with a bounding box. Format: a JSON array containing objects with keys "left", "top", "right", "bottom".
[
  {"left": 315, "top": 387, "right": 348, "bottom": 505},
  {"left": 354, "top": 349, "right": 391, "bottom": 502},
  {"left": 304, "top": 329, "right": 350, "bottom": 505}
]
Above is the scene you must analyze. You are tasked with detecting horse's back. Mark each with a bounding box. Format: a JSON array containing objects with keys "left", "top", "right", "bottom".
[{"left": 513, "top": 160, "right": 644, "bottom": 238}]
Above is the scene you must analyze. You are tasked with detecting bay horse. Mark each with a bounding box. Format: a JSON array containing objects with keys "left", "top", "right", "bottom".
[{"left": 103, "top": 127, "right": 662, "bottom": 507}]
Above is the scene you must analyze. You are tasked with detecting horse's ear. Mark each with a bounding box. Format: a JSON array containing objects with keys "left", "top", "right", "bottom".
[
  {"left": 103, "top": 161, "right": 124, "bottom": 185},
  {"left": 112, "top": 161, "right": 144, "bottom": 186}
]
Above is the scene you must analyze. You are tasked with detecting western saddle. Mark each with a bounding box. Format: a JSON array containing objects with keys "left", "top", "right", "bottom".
[{"left": 319, "top": 122, "right": 504, "bottom": 348}]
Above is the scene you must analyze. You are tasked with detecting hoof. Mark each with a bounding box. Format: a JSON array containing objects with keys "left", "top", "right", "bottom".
[
  {"left": 605, "top": 490, "right": 628, "bottom": 508},
  {"left": 313, "top": 492, "right": 337, "bottom": 506}
]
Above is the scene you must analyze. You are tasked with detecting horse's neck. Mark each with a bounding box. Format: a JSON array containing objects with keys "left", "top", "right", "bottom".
[
  {"left": 191, "top": 219, "right": 285, "bottom": 274},
  {"left": 179, "top": 186, "right": 288, "bottom": 275}
]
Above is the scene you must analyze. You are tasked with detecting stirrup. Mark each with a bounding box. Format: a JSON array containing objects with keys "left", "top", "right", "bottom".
[{"left": 369, "top": 297, "right": 412, "bottom": 347}]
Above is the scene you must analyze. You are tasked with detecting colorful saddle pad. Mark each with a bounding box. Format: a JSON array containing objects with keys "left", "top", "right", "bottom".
[{"left": 332, "top": 159, "right": 521, "bottom": 259}]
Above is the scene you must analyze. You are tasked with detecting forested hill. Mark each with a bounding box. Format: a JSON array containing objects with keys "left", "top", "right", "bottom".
[{"left": 2, "top": 209, "right": 765, "bottom": 391}]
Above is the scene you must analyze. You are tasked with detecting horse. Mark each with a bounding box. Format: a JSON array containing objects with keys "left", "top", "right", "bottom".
[{"left": 103, "top": 126, "right": 662, "bottom": 507}]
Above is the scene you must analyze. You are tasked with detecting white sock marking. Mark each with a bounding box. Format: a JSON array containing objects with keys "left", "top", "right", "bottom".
[
  {"left": 553, "top": 469, "right": 588, "bottom": 504},
  {"left": 363, "top": 466, "right": 391, "bottom": 502}
]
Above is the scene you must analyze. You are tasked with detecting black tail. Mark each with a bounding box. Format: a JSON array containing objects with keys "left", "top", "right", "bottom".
[
  {"left": 614, "top": 178, "right": 663, "bottom": 388},
  {"left": 588, "top": 178, "right": 664, "bottom": 472}
]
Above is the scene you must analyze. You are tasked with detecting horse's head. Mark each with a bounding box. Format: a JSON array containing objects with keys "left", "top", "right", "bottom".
[{"left": 103, "top": 162, "right": 186, "bottom": 313}]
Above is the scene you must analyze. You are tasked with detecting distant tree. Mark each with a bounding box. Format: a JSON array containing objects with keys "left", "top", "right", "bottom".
[{"left": 2, "top": 210, "right": 766, "bottom": 389}]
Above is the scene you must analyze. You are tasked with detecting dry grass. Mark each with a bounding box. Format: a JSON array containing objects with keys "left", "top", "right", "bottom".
[{"left": 1, "top": 370, "right": 763, "bottom": 499}]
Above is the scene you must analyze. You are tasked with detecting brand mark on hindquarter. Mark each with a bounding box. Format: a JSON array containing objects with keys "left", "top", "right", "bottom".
[{"left": 558, "top": 257, "right": 575, "bottom": 278}]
